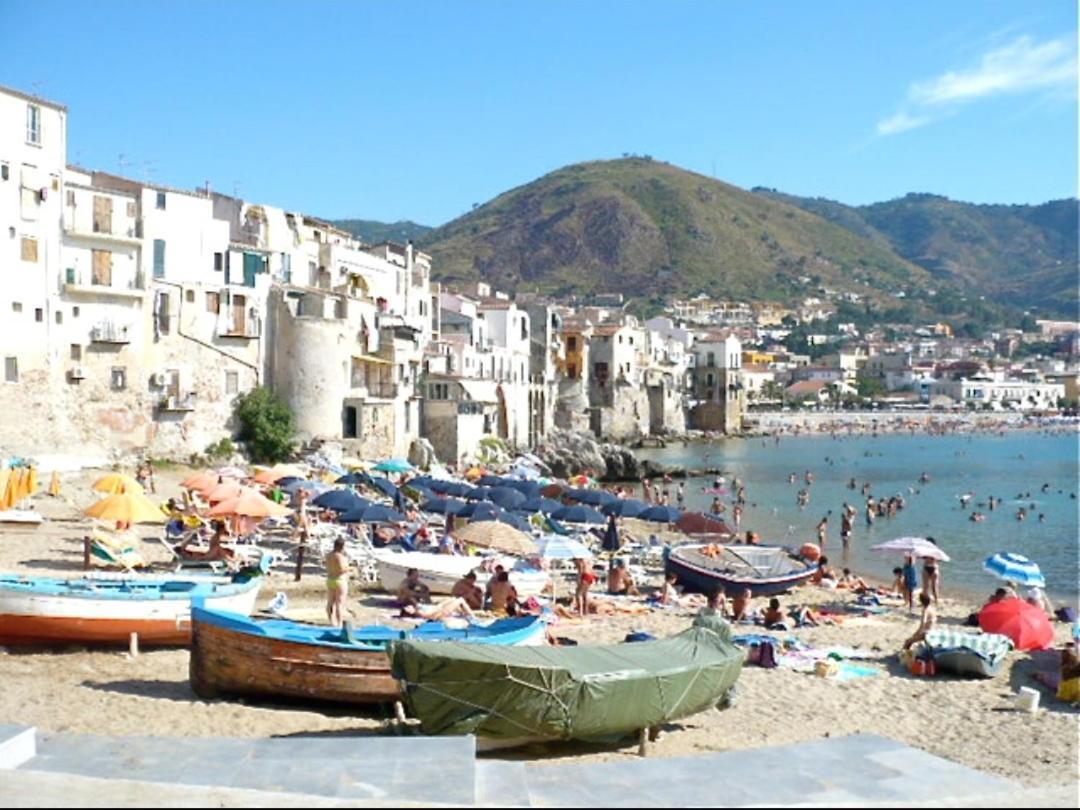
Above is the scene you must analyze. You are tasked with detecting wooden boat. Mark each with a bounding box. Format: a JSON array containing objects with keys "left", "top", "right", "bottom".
[
  {"left": 374, "top": 549, "right": 550, "bottom": 598},
  {"left": 0, "top": 561, "right": 267, "bottom": 646},
  {"left": 665, "top": 544, "right": 817, "bottom": 597},
  {"left": 190, "top": 607, "right": 549, "bottom": 705},
  {"left": 391, "top": 627, "right": 743, "bottom": 747}
]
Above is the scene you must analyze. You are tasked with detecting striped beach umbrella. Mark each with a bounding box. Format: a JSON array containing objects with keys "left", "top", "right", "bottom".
[
  {"left": 535, "top": 534, "right": 593, "bottom": 560},
  {"left": 984, "top": 552, "right": 1046, "bottom": 588}
]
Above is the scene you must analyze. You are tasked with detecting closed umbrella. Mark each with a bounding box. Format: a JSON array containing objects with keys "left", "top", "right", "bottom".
[
  {"left": 85, "top": 492, "right": 165, "bottom": 524},
  {"left": 312, "top": 489, "right": 371, "bottom": 513},
  {"left": 978, "top": 597, "right": 1055, "bottom": 651},
  {"left": 373, "top": 458, "right": 414, "bottom": 474},
  {"left": 602, "top": 499, "right": 648, "bottom": 518},
  {"left": 984, "top": 553, "right": 1046, "bottom": 588},
  {"left": 92, "top": 473, "right": 144, "bottom": 495},
  {"left": 209, "top": 488, "right": 292, "bottom": 519},
  {"left": 602, "top": 515, "right": 622, "bottom": 553},
  {"left": 551, "top": 504, "right": 606, "bottom": 525},
  {"left": 871, "top": 537, "right": 951, "bottom": 562},
  {"left": 638, "top": 505, "right": 683, "bottom": 523},
  {"left": 487, "top": 487, "right": 527, "bottom": 510},
  {"left": 454, "top": 521, "right": 537, "bottom": 556}
]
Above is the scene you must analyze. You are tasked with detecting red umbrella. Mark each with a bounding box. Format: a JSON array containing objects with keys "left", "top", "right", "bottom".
[
  {"left": 676, "top": 511, "right": 733, "bottom": 536},
  {"left": 978, "top": 597, "right": 1054, "bottom": 651}
]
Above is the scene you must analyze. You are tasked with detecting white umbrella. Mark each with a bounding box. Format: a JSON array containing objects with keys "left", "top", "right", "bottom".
[
  {"left": 871, "top": 537, "right": 951, "bottom": 562},
  {"left": 535, "top": 534, "right": 593, "bottom": 560}
]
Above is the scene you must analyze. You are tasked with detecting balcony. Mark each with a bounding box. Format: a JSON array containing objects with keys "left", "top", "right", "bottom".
[
  {"left": 63, "top": 218, "right": 142, "bottom": 246},
  {"left": 218, "top": 315, "right": 262, "bottom": 339},
  {"left": 64, "top": 268, "right": 145, "bottom": 300},
  {"left": 90, "top": 322, "right": 132, "bottom": 344},
  {"left": 159, "top": 392, "right": 197, "bottom": 412},
  {"left": 352, "top": 382, "right": 398, "bottom": 400}
]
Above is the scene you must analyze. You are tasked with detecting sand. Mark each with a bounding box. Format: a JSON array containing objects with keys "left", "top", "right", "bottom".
[{"left": 0, "top": 465, "right": 1076, "bottom": 790}]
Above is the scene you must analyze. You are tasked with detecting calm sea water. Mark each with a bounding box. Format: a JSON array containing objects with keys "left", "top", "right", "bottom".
[{"left": 634, "top": 432, "right": 1080, "bottom": 602}]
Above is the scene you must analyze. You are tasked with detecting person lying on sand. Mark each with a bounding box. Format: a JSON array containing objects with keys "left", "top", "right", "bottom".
[
  {"left": 837, "top": 568, "right": 870, "bottom": 593},
  {"left": 399, "top": 597, "right": 476, "bottom": 621}
]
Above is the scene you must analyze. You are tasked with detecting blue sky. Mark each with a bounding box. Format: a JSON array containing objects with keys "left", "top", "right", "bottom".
[{"left": 4, "top": 1, "right": 1076, "bottom": 225}]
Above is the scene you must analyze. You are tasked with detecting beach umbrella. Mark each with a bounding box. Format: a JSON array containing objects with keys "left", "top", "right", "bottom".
[
  {"left": 209, "top": 488, "right": 292, "bottom": 519},
  {"left": 569, "top": 474, "right": 593, "bottom": 486},
  {"left": 205, "top": 479, "right": 243, "bottom": 503},
  {"left": 501, "top": 479, "right": 541, "bottom": 497},
  {"left": 276, "top": 476, "right": 304, "bottom": 489},
  {"left": 568, "top": 488, "right": 618, "bottom": 507},
  {"left": 474, "top": 511, "right": 534, "bottom": 532},
  {"left": 363, "top": 476, "right": 399, "bottom": 499},
  {"left": 85, "top": 491, "right": 165, "bottom": 524},
  {"left": 282, "top": 479, "right": 330, "bottom": 496},
  {"left": 421, "top": 497, "right": 467, "bottom": 515},
  {"left": 312, "top": 489, "right": 371, "bottom": 513},
  {"left": 676, "top": 512, "right": 733, "bottom": 536},
  {"left": 540, "top": 483, "right": 566, "bottom": 498},
  {"left": 182, "top": 470, "right": 220, "bottom": 491},
  {"left": 253, "top": 464, "right": 306, "bottom": 485},
  {"left": 486, "top": 487, "right": 528, "bottom": 510},
  {"left": 871, "top": 537, "right": 951, "bottom": 562},
  {"left": 48, "top": 471, "right": 61, "bottom": 497},
  {"left": 454, "top": 521, "right": 537, "bottom": 556},
  {"left": 602, "top": 498, "right": 648, "bottom": 518},
  {"left": 439, "top": 481, "right": 475, "bottom": 498},
  {"left": 339, "top": 504, "right": 405, "bottom": 524},
  {"left": 638, "top": 505, "right": 683, "bottom": 524},
  {"left": 978, "top": 598, "right": 1054, "bottom": 651},
  {"left": 535, "top": 534, "right": 593, "bottom": 560},
  {"left": 335, "top": 472, "right": 367, "bottom": 485},
  {"left": 518, "top": 496, "right": 564, "bottom": 515},
  {"left": 464, "top": 466, "right": 488, "bottom": 480},
  {"left": 984, "top": 553, "right": 1047, "bottom": 589},
  {"left": 602, "top": 515, "right": 622, "bottom": 553},
  {"left": 551, "top": 504, "right": 606, "bottom": 525},
  {"left": 92, "top": 473, "right": 144, "bottom": 496},
  {"left": 373, "top": 458, "right": 414, "bottom": 474},
  {"left": 402, "top": 483, "right": 435, "bottom": 502},
  {"left": 215, "top": 466, "right": 248, "bottom": 479},
  {"left": 464, "top": 486, "right": 494, "bottom": 502},
  {"left": 478, "top": 475, "right": 507, "bottom": 487},
  {"left": 458, "top": 501, "right": 503, "bottom": 521}
]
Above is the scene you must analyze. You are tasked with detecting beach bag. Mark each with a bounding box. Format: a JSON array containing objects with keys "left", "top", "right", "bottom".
[
  {"left": 624, "top": 631, "right": 657, "bottom": 643},
  {"left": 1054, "top": 606, "right": 1077, "bottom": 624},
  {"left": 756, "top": 640, "right": 778, "bottom": 669},
  {"left": 908, "top": 658, "right": 936, "bottom": 677}
]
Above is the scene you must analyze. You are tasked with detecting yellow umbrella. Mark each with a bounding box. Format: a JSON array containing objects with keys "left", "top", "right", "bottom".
[
  {"left": 92, "top": 473, "right": 144, "bottom": 495},
  {"left": 6, "top": 468, "right": 25, "bottom": 508},
  {"left": 25, "top": 467, "right": 38, "bottom": 498},
  {"left": 84, "top": 492, "right": 166, "bottom": 524},
  {"left": 0, "top": 469, "right": 10, "bottom": 510},
  {"left": 48, "top": 472, "right": 61, "bottom": 497}
]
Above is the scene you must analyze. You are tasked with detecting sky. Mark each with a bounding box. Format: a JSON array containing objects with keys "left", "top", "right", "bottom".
[{"left": 3, "top": 1, "right": 1077, "bottom": 225}]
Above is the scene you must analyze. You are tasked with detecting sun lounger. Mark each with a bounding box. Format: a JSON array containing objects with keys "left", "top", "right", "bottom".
[
  {"left": 90, "top": 529, "right": 147, "bottom": 572},
  {"left": 155, "top": 533, "right": 226, "bottom": 574}
]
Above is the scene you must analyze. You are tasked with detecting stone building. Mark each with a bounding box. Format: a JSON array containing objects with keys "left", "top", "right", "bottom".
[{"left": 688, "top": 331, "right": 745, "bottom": 433}]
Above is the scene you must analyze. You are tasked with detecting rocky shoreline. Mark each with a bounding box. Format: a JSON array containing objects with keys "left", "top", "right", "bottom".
[{"left": 534, "top": 428, "right": 723, "bottom": 483}]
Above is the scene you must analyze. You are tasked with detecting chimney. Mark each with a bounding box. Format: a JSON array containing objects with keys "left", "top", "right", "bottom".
[{"left": 406, "top": 240, "right": 414, "bottom": 273}]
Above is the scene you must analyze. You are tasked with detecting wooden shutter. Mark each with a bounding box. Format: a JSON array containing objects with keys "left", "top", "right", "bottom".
[
  {"left": 20, "top": 237, "right": 38, "bottom": 262},
  {"left": 93, "top": 196, "right": 112, "bottom": 234},
  {"left": 206, "top": 292, "right": 220, "bottom": 314},
  {"left": 92, "top": 250, "right": 112, "bottom": 286}
]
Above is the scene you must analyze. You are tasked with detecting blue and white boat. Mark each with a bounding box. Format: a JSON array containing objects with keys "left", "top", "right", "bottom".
[
  {"left": 190, "top": 606, "right": 549, "bottom": 705},
  {"left": 665, "top": 544, "right": 818, "bottom": 597}
]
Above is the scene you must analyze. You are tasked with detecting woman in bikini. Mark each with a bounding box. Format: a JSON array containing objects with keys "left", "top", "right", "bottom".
[
  {"left": 922, "top": 556, "right": 941, "bottom": 603},
  {"left": 325, "top": 537, "right": 350, "bottom": 627}
]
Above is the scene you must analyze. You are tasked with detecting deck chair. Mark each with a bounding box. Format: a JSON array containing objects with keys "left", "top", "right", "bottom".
[
  {"left": 90, "top": 529, "right": 148, "bottom": 572},
  {"left": 155, "top": 533, "right": 226, "bottom": 574}
]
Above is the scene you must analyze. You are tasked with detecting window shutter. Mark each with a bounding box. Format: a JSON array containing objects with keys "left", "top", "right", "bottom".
[
  {"left": 92, "top": 250, "right": 113, "bottom": 286},
  {"left": 20, "top": 237, "right": 38, "bottom": 263}
]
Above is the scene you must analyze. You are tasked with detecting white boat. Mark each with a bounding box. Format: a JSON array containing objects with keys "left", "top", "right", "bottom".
[
  {"left": 374, "top": 550, "right": 550, "bottom": 598},
  {"left": 0, "top": 510, "right": 43, "bottom": 525}
]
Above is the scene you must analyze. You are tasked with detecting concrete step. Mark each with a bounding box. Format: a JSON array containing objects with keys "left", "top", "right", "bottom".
[
  {"left": 0, "top": 725, "right": 35, "bottom": 770},
  {"left": 474, "top": 761, "right": 530, "bottom": 807}
]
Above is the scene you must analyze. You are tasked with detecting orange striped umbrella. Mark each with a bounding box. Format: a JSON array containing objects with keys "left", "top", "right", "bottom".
[
  {"left": 209, "top": 488, "right": 292, "bottom": 518},
  {"left": 205, "top": 480, "right": 243, "bottom": 503}
]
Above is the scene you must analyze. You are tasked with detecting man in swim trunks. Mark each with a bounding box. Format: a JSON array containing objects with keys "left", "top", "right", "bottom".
[
  {"left": 397, "top": 568, "right": 431, "bottom": 610},
  {"left": 325, "top": 537, "right": 350, "bottom": 627},
  {"left": 451, "top": 571, "right": 484, "bottom": 610}
]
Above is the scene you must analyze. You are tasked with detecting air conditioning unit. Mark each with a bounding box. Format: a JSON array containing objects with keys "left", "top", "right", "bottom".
[
  {"left": 69, "top": 366, "right": 86, "bottom": 380},
  {"left": 150, "top": 372, "right": 167, "bottom": 388}
]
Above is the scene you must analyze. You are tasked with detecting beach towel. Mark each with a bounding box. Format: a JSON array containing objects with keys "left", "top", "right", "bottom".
[{"left": 832, "top": 663, "right": 881, "bottom": 682}]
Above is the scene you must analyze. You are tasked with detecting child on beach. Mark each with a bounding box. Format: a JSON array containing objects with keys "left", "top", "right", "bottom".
[{"left": 901, "top": 555, "right": 918, "bottom": 613}]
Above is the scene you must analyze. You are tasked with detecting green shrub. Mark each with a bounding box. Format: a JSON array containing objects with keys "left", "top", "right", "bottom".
[
  {"left": 204, "top": 438, "right": 236, "bottom": 461},
  {"left": 234, "top": 387, "right": 295, "bottom": 464}
]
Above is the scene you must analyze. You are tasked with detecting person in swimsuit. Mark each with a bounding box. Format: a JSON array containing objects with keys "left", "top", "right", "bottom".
[
  {"left": 574, "top": 558, "right": 596, "bottom": 617},
  {"left": 901, "top": 554, "right": 918, "bottom": 613},
  {"left": 922, "top": 556, "right": 940, "bottom": 603},
  {"left": 451, "top": 571, "right": 484, "bottom": 610},
  {"left": 325, "top": 537, "right": 350, "bottom": 627},
  {"left": 607, "top": 559, "right": 639, "bottom": 596},
  {"left": 903, "top": 592, "right": 938, "bottom": 650}
]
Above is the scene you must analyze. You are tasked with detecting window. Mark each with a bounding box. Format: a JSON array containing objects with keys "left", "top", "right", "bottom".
[
  {"left": 55, "top": 311, "right": 62, "bottom": 325},
  {"left": 520, "top": 317, "right": 528, "bottom": 341},
  {"left": 126, "top": 201, "right": 136, "bottom": 217},
  {"left": 26, "top": 104, "right": 41, "bottom": 145},
  {"left": 225, "top": 371, "right": 239, "bottom": 395},
  {"left": 567, "top": 336, "right": 577, "bottom": 350},
  {"left": 185, "top": 289, "right": 195, "bottom": 303},
  {"left": 1, "top": 163, "right": 8, "bottom": 181},
  {"left": 153, "top": 239, "right": 165, "bottom": 278},
  {"left": 34, "top": 308, "right": 42, "bottom": 322},
  {"left": 206, "top": 292, "right": 220, "bottom": 314},
  {"left": 110, "top": 367, "right": 127, "bottom": 391},
  {"left": 66, "top": 190, "right": 75, "bottom": 206},
  {"left": 281, "top": 252, "right": 291, "bottom": 283},
  {"left": 70, "top": 344, "right": 81, "bottom": 361},
  {"left": 92, "top": 196, "right": 112, "bottom": 234},
  {"left": 4, "top": 357, "right": 17, "bottom": 383},
  {"left": 156, "top": 191, "right": 166, "bottom": 209},
  {"left": 92, "top": 249, "right": 112, "bottom": 286},
  {"left": 213, "top": 252, "right": 223, "bottom": 272},
  {"left": 72, "top": 306, "right": 79, "bottom": 318},
  {"left": 11, "top": 302, "right": 21, "bottom": 313},
  {"left": 20, "top": 237, "right": 38, "bottom": 263}
]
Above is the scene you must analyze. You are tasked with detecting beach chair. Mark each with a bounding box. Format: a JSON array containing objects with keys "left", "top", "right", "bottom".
[
  {"left": 155, "top": 533, "right": 227, "bottom": 574},
  {"left": 90, "top": 529, "right": 148, "bottom": 572}
]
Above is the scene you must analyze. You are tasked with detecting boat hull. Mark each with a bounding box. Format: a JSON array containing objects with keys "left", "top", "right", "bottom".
[
  {"left": 665, "top": 545, "right": 817, "bottom": 597},
  {"left": 375, "top": 551, "right": 550, "bottom": 598}
]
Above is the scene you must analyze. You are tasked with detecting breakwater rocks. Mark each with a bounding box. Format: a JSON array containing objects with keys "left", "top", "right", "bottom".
[{"left": 534, "top": 429, "right": 704, "bottom": 482}]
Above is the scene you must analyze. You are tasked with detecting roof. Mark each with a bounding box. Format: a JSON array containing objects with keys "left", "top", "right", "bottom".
[
  {"left": 742, "top": 364, "right": 773, "bottom": 374},
  {"left": 440, "top": 310, "right": 473, "bottom": 327},
  {"left": 785, "top": 380, "right": 829, "bottom": 395},
  {"left": 457, "top": 379, "right": 500, "bottom": 403},
  {"left": 0, "top": 84, "right": 66, "bottom": 111}
]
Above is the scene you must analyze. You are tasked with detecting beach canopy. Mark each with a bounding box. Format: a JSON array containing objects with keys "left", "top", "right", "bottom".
[
  {"left": 871, "top": 537, "right": 951, "bottom": 562},
  {"left": 676, "top": 512, "right": 733, "bottom": 536},
  {"left": 486, "top": 487, "right": 527, "bottom": 510},
  {"left": 421, "top": 497, "right": 467, "bottom": 515},
  {"left": 312, "top": 489, "right": 371, "bottom": 513},
  {"left": 978, "top": 597, "right": 1054, "bottom": 651},
  {"left": 567, "top": 488, "right": 618, "bottom": 507},
  {"left": 518, "top": 496, "right": 564, "bottom": 515},
  {"left": 92, "top": 473, "right": 144, "bottom": 496},
  {"left": 602, "top": 499, "right": 648, "bottom": 518},
  {"left": 551, "top": 504, "right": 606, "bottom": 525},
  {"left": 339, "top": 504, "right": 405, "bottom": 524},
  {"left": 85, "top": 491, "right": 165, "bottom": 524},
  {"left": 374, "top": 458, "right": 414, "bottom": 474},
  {"left": 454, "top": 520, "right": 537, "bottom": 556},
  {"left": 209, "top": 488, "right": 292, "bottom": 519},
  {"left": 984, "top": 552, "right": 1046, "bottom": 588},
  {"left": 602, "top": 515, "right": 622, "bottom": 553},
  {"left": 638, "top": 505, "right": 684, "bottom": 524},
  {"left": 535, "top": 534, "right": 592, "bottom": 560}
]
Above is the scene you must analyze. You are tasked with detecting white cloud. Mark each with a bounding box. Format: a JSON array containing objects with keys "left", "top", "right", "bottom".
[{"left": 877, "top": 34, "right": 1077, "bottom": 136}]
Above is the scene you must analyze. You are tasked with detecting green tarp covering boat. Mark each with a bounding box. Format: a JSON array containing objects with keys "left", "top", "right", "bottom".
[{"left": 390, "top": 627, "right": 742, "bottom": 743}]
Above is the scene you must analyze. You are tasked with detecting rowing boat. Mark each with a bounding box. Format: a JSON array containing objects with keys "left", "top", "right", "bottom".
[
  {"left": 665, "top": 544, "right": 817, "bottom": 597},
  {"left": 374, "top": 549, "right": 550, "bottom": 598}
]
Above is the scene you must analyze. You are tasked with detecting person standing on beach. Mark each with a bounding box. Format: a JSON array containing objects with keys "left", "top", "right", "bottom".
[
  {"left": 922, "top": 556, "right": 941, "bottom": 603},
  {"left": 816, "top": 516, "right": 828, "bottom": 550},
  {"left": 325, "top": 537, "right": 350, "bottom": 628},
  {"left": 574, "top": 558, "right": 595, "bottom": 617},
  {"left": 732, "top": 504, "right": 743, "bottom": 530},
  {"left": 901, "top": 555, "right": 918, "bottom": 613}
]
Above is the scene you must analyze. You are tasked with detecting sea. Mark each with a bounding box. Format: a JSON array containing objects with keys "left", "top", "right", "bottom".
[{"left": 634, "top": 431, "right": 1080, "bottom": 603}]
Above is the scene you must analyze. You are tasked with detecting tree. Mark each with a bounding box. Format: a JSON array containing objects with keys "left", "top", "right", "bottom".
[
  {"left": 234, "top": 387, "right": 295, "bottom": 464},
  {"left": 856, "top": 378, "right": 887, "bottom": 400}
]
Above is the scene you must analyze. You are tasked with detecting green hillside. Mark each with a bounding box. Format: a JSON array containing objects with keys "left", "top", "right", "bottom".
[
  {"left": 419, "top": 159, "right": 935, "bottom": 310},
  {"left": 332, "top": 219, "right": 432, "bottom": 245}
]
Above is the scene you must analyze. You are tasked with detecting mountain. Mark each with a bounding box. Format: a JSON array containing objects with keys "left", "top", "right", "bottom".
[
  {"left": 332, "top": 219, "right": 432, "bottom": 245},
  {"left": 418, "top": 159, "right": 937, "bottom": 310},
  {"left": 754, "top": 190, "right": 1079, "bottom": 317}
]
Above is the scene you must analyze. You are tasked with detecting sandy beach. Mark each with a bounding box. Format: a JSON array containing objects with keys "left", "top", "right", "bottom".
[{"left": 0, "top": 465, "right": 1076, "bottom": 791}]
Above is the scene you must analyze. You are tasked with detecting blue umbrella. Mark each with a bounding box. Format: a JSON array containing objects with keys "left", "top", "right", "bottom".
[
  {"left": 486, "top": 487, "right": 527, "bottom": 510},
  {"left": 276, "top": 476, "right": 303, "bottom": 489},
  {"left": 282, "top": 479, "right": 331, "bottom": 496},
  {"left": 639, "top": 505, "right": 683, "bottom": 523},
  {"left": 535, "top": 534, "right": 593, "bottom": 559},
  {"left": 363, "top": 476, "right": 399, "bottom": 499},
  {"left": 502, "top": 479, "right": 542, "bottom": 497},
  {"left": 402, "top": 483, "right": 435, "bottom": 503},
  {"left": 495, "top": 512, "right": 534, "bottom": 532},
  {"left": 602, "top": 515, "right": 622, "bottom": 553},
  {"left": 464, "top": 486, "right": 493, "bottom": 502},
  {"left": 441, "top": 481, "right": 475, "bottom": 498},
  {"left": 984, "top": 552, "right": 1046, "bottom": 588},
  {"left": 373, "top": 458, "right": 414, "bottom": 474},
  {"left": 552, "top": 504, "right": 607, "bottom": 525},
  {"left": 568, "top": 488, "right": 618, "bottom": 506},
  {"left": 518, "top": 496, "right": 564, "bottom": 515},
  {"left": 335, "top": 472, "right": 366, "bottom": 485},
  {"left": 478, "top": 475, "right": 507, "bottom": 487},
  {"left": 602, "top": 498, "right": 649, "bottom": 518},
  {"left": 312, "top": 489, "right": 371, "bottom": 513},
  {"left": 339, "top": 504, "right": 406, "bottom": 524},
  {"left": 421, "top": 497, "right": 467, "bottom": 515},
  {"left": 458, "top": 502, "right": 502, "bottom": 521},
  {"left": 393, "top": 488, "right": 408, "bottom": 512}
]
